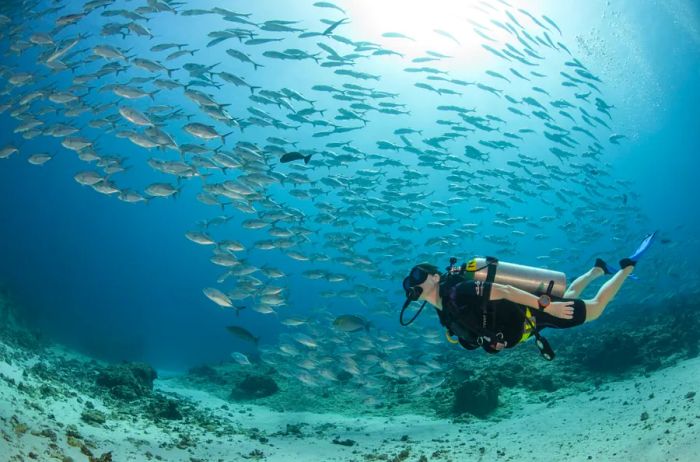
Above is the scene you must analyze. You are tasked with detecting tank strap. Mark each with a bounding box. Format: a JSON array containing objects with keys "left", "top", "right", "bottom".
[{"left": 482, "top": 257, "right": 499, "bottom": 330}]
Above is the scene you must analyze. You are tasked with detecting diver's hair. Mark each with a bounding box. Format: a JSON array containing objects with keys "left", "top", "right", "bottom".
[{"left": 414, "top": 263, "right": 440, "bottom": 275}]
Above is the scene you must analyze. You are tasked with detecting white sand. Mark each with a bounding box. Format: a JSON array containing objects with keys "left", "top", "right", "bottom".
[{"left": 1, "top": 341, "right": 698, "bottom": 461}]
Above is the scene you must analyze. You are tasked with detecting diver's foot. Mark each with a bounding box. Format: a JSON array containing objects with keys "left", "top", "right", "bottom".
[
  {"left": 594, "top": 258, "right": 613, "bottom": 275},
  {"left": 619, "top": 258, "right": 636, "bottom": 269}
]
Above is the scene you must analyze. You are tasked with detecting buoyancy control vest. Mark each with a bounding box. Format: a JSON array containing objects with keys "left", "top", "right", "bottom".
[{"left": 435, "top": 256, "right": 557, "bottom": 360}]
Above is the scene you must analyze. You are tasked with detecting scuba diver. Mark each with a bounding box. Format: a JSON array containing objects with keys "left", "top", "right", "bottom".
[{"left": 399, "top": 232, "right": 657, "bottom": 360}]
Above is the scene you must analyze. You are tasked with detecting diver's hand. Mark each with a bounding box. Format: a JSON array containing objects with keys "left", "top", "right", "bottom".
[{"left": 544, "top": 301, "right": 575, "bottom": 319}]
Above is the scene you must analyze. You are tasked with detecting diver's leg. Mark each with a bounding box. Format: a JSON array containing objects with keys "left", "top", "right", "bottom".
[
  {"left": 583, "top": 266, "right": 634, "bottom": 322},
  {"left": 563, "top": 267, "right": 604, "bottom": 298}
]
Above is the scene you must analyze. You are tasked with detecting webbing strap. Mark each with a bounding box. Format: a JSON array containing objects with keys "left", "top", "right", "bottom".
[{"left": 482, "top": 257, "right": 498, "bottom": 330}]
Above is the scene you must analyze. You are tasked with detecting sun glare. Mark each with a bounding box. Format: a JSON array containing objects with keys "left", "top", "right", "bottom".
[{"left": 348, "top": 0, "right": 505, "bottom": 60}]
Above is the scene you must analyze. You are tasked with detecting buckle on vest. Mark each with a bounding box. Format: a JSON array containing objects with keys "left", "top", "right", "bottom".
[{"left": 477, "top": 332, "right": 503, "bottom": 347}]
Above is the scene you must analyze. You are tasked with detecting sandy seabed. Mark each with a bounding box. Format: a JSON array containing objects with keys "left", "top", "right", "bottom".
[{"left": 0, "top": 337, "right": 698, "bottom": 462}]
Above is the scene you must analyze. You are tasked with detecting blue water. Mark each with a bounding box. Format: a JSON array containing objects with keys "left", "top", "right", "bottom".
[{"left": 0, "top": 0, "right": 698, "bottom": 375}]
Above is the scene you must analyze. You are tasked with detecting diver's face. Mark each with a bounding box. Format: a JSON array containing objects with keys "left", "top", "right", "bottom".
[{"left": 418, "top": 273, "right": 440, "bottom": 300}]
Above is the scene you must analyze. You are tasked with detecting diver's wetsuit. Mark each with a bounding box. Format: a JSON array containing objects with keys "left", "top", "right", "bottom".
[{"left": 437, "top": 280, "right": 586, "bottom": 353}]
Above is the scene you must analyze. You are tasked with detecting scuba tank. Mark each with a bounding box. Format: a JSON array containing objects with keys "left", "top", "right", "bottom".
[{"left": 466, "top": 257, "right": 567, "bottom": 297}]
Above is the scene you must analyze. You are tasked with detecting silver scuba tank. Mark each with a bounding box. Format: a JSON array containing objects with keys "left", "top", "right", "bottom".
[{"left": 466, "top": 257, "right": 567, "bottom": 297}]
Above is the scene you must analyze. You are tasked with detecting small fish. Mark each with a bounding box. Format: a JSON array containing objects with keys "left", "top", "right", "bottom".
[
  {"left": 145, "top": 183, "right": 179, "bottom": 198},
  {"left": 280, "top": 151, "right": 313, "bottom": 164},
  {"left": 433, "top": 29, "right": 460, "bottom": 45},
  {"left": 394, "top": 128, "right": 423, "bottom": 135},
  {"left": 203, "top": 288, "right": 233, "bottom": 308},
  {"left": 226, "top": 48, "right": 264, "bottom": 70},
  {"left": 426, "top": 50, "right": 452, "bottom": 59},
  {"left": 313, "top": 1, "right": 346, "bottom": 14},
  {"left": 245, "top": 38, "right": 284, "bottom": 46},
  {"left": 27, "top": 153, "right": 53, "bottom": 165},
  {"left": 150, "top": 42, "right": 187, "bottom": 52},
  {"left": 281, "top": 317, "right": 307, "bottom": 327},
  {"left": 509, "top": 68, "right": 530, "bottom": 81},
  {"left": 323, "top": 17, "right": 349, "bottom": 36},
  {"left": 231, "top": 352, "right": 251, "bottom": 366},
  {"left": 119, "top": 107, "right": 153, "bottom": 126},
  {"left": 47, "top": 34, "right": 84, "bottom": 63},
  {"left": 486, "top": 70, "right": 510, "bottom": 83},
  {"left": 609, "top": 134, "right": 626, "bottom": 144},
  {"left": 185, "top": 231, "right": 216, "bottom": 245},
  {"left": 226, "top": 325, "right": 259, "bottom": 345},
  {"left": 412, "top": 56, "right": 439, "bottom": 63},
  {"left": 481, "top": 44, "right": 510, "bottom": 61},
  {"left": 382, "top": 32, "right": 415, "bottom": 41},
  {"left": 183, "top": 123, "right": 233, "bottom": 143},
  {"left": 293, "top": 333, "right": 318, "bottom": 348},
  {"left": 542, "top": 15, "right": 562, "bottom": 36},
  {"left": 473, "top": 28, "right": 496, "bottom": 42},
  {"left": 0, "top": 146, "right": 19, "bottom": 159},
  {"left": 74, "top": 171, "right": 104, "bottom": 186},
  {"left": 333, "top": 315, "right": 371, "bottom": 333}
]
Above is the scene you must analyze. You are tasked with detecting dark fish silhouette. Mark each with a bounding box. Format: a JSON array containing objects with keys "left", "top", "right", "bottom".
[
  {"left": 333, "top": 315, "right": 371, "bottom": 332},
  {"left": 226, "top": 325, "right": 259, "bottom": 345},
  {"left": 280, "top": 151, "right": 313, "bottom": 164}
]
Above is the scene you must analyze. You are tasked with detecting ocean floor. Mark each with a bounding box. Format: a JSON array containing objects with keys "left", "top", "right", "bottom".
[{"left": 1, "top": 325, "right": 698, "bottom": 462}]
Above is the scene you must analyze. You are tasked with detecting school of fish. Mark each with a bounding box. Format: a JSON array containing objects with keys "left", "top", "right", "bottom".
[{"left": 0, "top": 0, "right": 644, "bottom": 403}]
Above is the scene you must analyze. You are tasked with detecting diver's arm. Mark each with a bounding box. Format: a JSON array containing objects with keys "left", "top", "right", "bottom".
[
  {"left": 489, "top": 283, "right": 541, "bottom": 308},
  {"left": 489, "top": 283, "right": 574, "bottom": 320}
]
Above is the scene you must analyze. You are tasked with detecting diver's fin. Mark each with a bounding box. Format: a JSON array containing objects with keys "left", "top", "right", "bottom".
[
  {"left": 629, "top": 231, "right": 657, "bottom": 262},
  {"left": 619, "top": 231, "right": 657, "bottom": 269}
]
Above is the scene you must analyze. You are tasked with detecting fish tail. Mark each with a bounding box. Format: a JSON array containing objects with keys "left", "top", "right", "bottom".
[{"left": 221, "top": 131, "right": 235, "bottom": 144}]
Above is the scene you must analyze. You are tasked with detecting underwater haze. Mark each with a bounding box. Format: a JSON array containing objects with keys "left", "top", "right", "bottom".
[{"left": 0, "top": 0, "right": 699, "bottom": 460}]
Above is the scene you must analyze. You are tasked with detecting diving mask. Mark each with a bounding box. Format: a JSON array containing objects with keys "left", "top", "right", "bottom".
[
  {"left": 400, "top": 265, "right": 432, "bottom": 326},
  {"left": 402, "top": 265, "right": 429, "bottom": 301}
]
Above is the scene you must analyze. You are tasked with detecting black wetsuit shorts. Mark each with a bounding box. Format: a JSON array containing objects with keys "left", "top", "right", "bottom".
[{"left": 531, "top": 298, "right": 587, "bottom": 330}]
